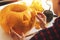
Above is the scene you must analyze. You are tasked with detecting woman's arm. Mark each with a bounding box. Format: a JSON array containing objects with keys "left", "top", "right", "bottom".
[{"left": 30, "top": 17, "right": 60, "bottom": 40}]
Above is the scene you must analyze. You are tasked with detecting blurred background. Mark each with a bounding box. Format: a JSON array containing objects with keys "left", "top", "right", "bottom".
[{"left": 0, "top": 0, "right": 18, "bottom": 1}]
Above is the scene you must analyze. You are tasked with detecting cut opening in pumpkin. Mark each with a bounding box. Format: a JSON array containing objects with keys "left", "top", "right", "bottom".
[{"left": 11, "top": 5, "right": 27, "bottom": 12}]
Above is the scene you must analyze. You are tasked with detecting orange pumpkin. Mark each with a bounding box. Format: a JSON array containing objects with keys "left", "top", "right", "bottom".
[{"left": 0, "top": 4, "right": 36, "bottom": 34}]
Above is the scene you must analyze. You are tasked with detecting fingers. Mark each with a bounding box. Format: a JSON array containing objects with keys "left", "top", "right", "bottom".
[
  {"left": 37, "top": 12, "right": 46, "bottom": 22},
  {"left": 20, "top": 32, "right": 25, "bottom": 40},
  {"left": 36, "top": 12, "right": 46, "bottom": 23},
  {"left": 22, "top": 33, "right": 25, "bottom": 38},
  {"left": 36, "top": 15, "right": 46, "bottom": 24},
  {"left": 37, "top": 11, "right": 46, "bottom": 18},
  {"left": 36, "top": 13, "right": 46, "bottom": 29}
]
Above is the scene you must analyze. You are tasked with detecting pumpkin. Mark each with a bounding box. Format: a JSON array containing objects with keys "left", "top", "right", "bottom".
[{"left": 0, "top": 4, "right": 36, "bottom": 35}]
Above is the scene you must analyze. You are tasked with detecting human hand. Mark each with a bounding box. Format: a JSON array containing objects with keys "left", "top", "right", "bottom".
[
  {"left": 36, "top": 12, "right": 46, "bottom": 29},
  {"left": 9, "top": 27, "right": 25, "bottom": 40}
]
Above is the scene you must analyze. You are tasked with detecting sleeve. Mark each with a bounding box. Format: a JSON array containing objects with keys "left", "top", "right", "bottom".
[
  {"left": 53, "top": 17, "right": 60, "bottom": 27},
  {"left": 30, "top": 17, "right": 60, "bottom": 40}
]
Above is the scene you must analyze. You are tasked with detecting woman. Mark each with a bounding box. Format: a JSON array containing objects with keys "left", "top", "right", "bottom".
[{"left": 30, "top": 0, "right": 60, "bottom": 40}]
